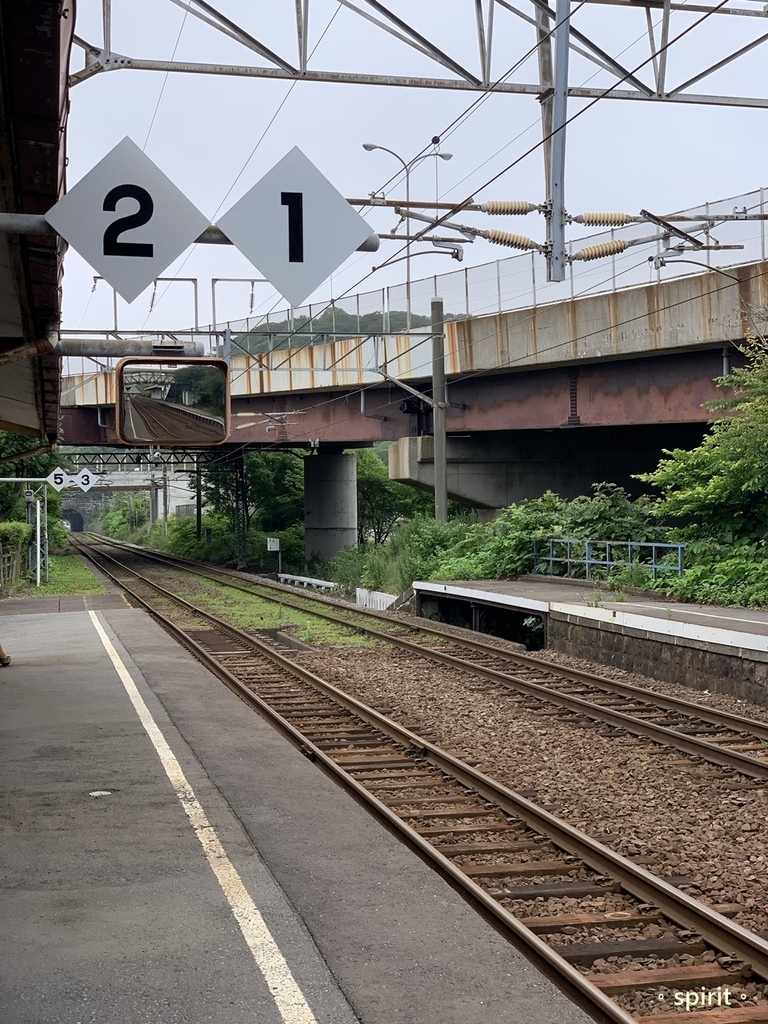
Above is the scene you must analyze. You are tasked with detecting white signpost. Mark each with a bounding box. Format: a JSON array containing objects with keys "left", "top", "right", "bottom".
[
  {"left": 45, "top": 137, "right": 210, "bottom": 303},
  {"left": 267, "top": 536, "right": 281, "bottom": 573},
  {"left": 218, "top": 147, "right": 373, "bottom": 308},
  {"left": 46, "top": 467, "right": 70, "bottom": 491},
  {"left": 44, "top": 140, "right": 374, "bottom": 309},
  {"left": 73, "top": 468, "right": 97, "bottom": 492}
]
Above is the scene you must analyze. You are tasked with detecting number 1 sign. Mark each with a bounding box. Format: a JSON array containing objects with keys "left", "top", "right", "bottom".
[
  {"left": 45, "top": 137, "right": 210, "bottom": 303},
  {"left": 218, "top": 147, "right": 372, "bottom": 308}
]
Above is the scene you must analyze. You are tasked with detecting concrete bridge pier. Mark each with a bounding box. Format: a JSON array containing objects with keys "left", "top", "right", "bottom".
[
  {"left": 389, "top": 425, "right": 706, "bottom": 510},
  {"left": 304, "top": 453, "right": 358, "bottom": 563}
]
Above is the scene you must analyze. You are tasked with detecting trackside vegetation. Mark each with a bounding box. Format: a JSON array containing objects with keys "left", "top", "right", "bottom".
[
  {"left": 324, "top": 333, "right": 768, "bottom": 608},
  {"left": 3, "top": 335, "right": 768, "bottom": 607},
  {"left": 321, "top": 484, "right": 664, "bottom": 597}
]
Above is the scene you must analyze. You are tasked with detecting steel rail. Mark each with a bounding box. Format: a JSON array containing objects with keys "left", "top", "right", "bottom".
[
  {"left": 73, "top": 542, "right": 632, "bottom": 1023},
  {"left": 241, "top": 572, "right": 768, "bottom": 741},
  {"left": 74, "top": 535, "right": 768, "bottom": 1001},
  {"left": 110, "top": 542, "right": 768, "bottom": 734},
  {"left": 82, "top": 538, "right": 768, "bottom": 781},
  {"left": 81, "top": 537, "right": 768, "bottom": 740}
]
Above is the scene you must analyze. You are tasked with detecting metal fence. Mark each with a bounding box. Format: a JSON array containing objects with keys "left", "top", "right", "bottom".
[
  {"left": 60, "top": 186, "right": 767, "bottom": 378},
  {"left": 218, "top": 186, "right": 767, "bottom": 338},
  {"left": 0, "top": 543, "right": 24, "bottom": 594},
  {"left": 533, "top": 538, "right": 685, "bottom": 581},
  {"left": 356, "top": 587, "right": 397, "bottom": 610}
]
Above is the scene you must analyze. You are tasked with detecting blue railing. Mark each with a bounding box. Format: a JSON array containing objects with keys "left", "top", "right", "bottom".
[{"left": 533, "top": 538, "right": 685, "bottom": 581}]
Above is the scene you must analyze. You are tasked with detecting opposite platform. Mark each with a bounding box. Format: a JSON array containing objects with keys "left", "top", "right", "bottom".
[
  {"left": 413, "top": 577, "right": 768, "bottom": 705},
  {"left": 0, "top": 598, "right": 592, "bottom": 1024}
]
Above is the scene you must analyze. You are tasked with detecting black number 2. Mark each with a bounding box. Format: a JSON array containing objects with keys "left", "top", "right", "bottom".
[
  {"left": 103, "top": 184, "right": 154, "bottom": 258},
  {"left": 281, "top": 191, "right": 304, "bottom": 263}
]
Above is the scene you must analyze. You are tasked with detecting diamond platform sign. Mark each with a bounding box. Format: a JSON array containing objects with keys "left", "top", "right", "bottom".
[
  {"left": 46, "top": 467, "right": 98, "bottom": 492},
  {"left": 218, "top": 147, "right": 372, "bottom": 308},
  {"left": 73, "top": 469, "right": 97, "bottom": 492},
  {"left": 46, "top": 468, "right": 70, "bottom": 492},
  {"left": 45, "top": 137, "right": 210, "bottom": 303}
]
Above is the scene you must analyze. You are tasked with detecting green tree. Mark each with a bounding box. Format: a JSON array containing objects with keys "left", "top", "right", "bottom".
[
  {"left": 638, "top": 333, "right": 768, "bottom": 541},
  {"left": 0, "top": 430, "right": 69, "bottom": 524},
  {"left": 231, "top": 308, "right": 433, "bottom": 354},
  {"left": 197, "top": 449, "right": 305, "bottom": 534},
  {"left": 354, "top": 447, "right": 431, "bottom": 543},
  {"left": 169, "top": 365, "right": 226, "bottom": 412}
]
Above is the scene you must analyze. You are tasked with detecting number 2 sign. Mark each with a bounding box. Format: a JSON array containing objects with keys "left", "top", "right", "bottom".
[{"left": 45, "top": 137, "right": 210, "bottom": 304}]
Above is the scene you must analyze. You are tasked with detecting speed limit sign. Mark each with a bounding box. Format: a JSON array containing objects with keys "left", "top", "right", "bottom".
[{"left": 44, "top": 137, "right": 210, "bottom": 303}]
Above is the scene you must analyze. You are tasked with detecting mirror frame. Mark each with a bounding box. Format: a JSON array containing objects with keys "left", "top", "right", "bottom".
[{"left": 114, "top": 356, "right": 230, "bottom": 447}]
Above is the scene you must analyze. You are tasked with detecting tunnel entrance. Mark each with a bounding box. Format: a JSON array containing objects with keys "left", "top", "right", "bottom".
[{"left": 61, "top": 508, "right": 84, "bottom": 532}]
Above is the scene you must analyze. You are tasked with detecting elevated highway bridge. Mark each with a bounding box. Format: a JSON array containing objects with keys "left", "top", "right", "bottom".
[
  {"left": 61, "top": 257, "right": 768, "bottom": 525},
  {"left": 2, "top": 2, "right": 768, "bottom": 561}
]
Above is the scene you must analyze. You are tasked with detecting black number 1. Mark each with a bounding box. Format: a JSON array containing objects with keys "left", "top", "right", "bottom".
[
  {"left": 103, "top": 184, "right": 154, "bottom": 258},
  {"left": 281, "top": 191, "right": 304, "bottom": 263}
]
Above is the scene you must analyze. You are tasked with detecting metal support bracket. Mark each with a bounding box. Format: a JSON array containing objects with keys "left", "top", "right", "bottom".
[{"left": 361, "top": 390, "right": 387, "bottom": 421}]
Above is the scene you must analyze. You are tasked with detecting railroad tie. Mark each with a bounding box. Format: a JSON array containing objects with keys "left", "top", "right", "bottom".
[
  {"left": 553, "top": 936, "right": 708, "bottom": 967},
  {"left": 459, "top": 859, "right": 579, "bottom": 879},
  {"left": 584, "top": 962, "right": 740, "bottom": 995}
]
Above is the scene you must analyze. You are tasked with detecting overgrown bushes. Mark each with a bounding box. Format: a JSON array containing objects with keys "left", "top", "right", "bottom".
[
  {"left": 322, "top": 484, "right": 663, "bottom": 596},
  {"left": 0, "top": 521, "right": 34, "bottom": 549},
  {"left": 654, "top": 541, "right": 768, "bottom": 607}
]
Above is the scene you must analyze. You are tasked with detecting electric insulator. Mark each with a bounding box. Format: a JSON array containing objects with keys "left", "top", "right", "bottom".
[
  {"left": 572, "top": 239, "right": 628, "bottom": 261},
  {"left": 483, "top": 229, "right": 537, "bottom": 250},
  {"left": 574, "top": 212, "right": 630, "bottom": 227},
  {"left": 480, "top": 200, "right": 537, "bottom": 215}
]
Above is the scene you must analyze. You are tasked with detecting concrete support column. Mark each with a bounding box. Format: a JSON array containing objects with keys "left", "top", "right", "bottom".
[{"left": 304, "top": 453, "right": 358, "bottom": 563}]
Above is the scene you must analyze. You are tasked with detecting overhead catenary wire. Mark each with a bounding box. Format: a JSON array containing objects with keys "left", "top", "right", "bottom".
[
  {"left": 128, "top": 0, "right": 735, "bottom": 380},
  {"left": 141, "top": 5, "right": 344, "bottom": 327},
  {"left": 234, "top": 0, "right": 736, "bottom": 366},
  {"left": 164, "top": 1, "right": 706, "bottom": 339}
]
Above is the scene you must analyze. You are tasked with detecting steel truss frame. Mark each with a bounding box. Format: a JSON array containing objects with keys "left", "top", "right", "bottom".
[{"left": 71, "top": 0, "right": 768, "bottom": 282}]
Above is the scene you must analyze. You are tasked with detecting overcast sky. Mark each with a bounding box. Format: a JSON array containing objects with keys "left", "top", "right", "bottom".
[{"left": 62, "top": 0, "right": 768, "bottom": 334}]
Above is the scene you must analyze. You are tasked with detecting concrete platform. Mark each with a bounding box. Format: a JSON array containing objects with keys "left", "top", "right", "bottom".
[
  {"left": 0, "top": 596, "right": 592, "bottom": 1024},
  {"left": 413, "top": 577, "right": 768, "bottom": 706}
]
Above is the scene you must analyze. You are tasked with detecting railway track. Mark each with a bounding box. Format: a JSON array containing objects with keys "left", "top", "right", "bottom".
[
  {"left": 78, "top": 534, "right": 768, "bottom": 784},
  {"left": 73, "top": 534, "right": 768, "bottom": 1023}
]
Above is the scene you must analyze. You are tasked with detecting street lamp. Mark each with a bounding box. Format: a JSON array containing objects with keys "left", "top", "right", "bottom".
[{"left": 362, "top": 142, "right": 452, "bottom": 329}]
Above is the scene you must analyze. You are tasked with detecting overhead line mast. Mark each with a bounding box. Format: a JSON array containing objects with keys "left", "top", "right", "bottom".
[{"left": 70, "top": 1, "right": 768, "bottom": 284}]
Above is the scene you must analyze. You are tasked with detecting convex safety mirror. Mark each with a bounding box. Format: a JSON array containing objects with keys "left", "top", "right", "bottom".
[{"left": 115, "top": 357, "right": 229, "bottom": 446}]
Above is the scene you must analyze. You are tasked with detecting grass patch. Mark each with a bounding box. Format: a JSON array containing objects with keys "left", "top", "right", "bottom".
[
  {"left": 23, "top": 553, "right": 107, "bottom": 597},
  {"left": 188, "top": 576, "right": 376, "bottom": 646}
]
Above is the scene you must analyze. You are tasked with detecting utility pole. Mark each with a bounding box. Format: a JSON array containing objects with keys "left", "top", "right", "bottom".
[
  {"left": 196, "top": 456, "right": 202, "bottom": 542},
  {"left": 547, "top": 0, "right": 571, "bottom": 283},
  {"left": 432, "top": 297, "right": 448, "bottom": 522},
  {"left": 162, "top": 464, "right": 168, "bottom": 539}
]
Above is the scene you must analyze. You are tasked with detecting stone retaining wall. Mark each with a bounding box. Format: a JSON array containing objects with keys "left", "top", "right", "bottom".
[{"left": 549, "top": 611, "right": 768, "bottom": 709}]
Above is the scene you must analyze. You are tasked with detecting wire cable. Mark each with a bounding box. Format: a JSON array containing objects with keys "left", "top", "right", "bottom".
[
  {"left": 142, "top": 7, "right": 190, "bottom": 151},
  {"left": 229, "top": 0, "right": 735, "bottom": 371}
]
